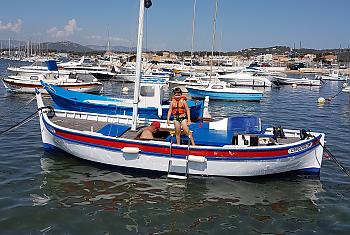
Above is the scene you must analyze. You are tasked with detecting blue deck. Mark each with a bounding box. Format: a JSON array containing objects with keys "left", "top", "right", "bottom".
[{"left": 166, "top": 116, "right": 268, "bottom": 146}]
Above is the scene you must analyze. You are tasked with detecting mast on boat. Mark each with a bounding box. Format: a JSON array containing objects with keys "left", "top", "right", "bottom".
[
  {"left": 8, "top": 38, "right": 11, "bottom": 58},
  {"left": 210, "top": 0, "right": 218, "bottom": 81},
  {"left": 190, "top": 0, "right": 197, "bottom": 68},
  {"left": 132, "top": 0, "right": 152, "bottom": 131}
]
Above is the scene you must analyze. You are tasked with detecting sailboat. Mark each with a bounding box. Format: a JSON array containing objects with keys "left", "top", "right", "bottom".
[
  {"left": 36, "top": 0, "right": 325, "bottom": 178},
  {"left": 186, "top": 0, "right": 264, "bottom": 101}
]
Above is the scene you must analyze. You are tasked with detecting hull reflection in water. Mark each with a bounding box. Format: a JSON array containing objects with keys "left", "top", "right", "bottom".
[
  {"left": 33, "top": 153, "right": 326, "bottom": 233},
  {"left": 37, "top": 153, "right": 324, "bottom": 208}
]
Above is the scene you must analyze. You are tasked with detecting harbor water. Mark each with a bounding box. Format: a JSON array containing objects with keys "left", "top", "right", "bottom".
[{"left": 0, "top": 59, "right": 349, "bottom": 234}]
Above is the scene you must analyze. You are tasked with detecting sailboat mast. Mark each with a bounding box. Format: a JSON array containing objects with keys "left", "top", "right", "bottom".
[
  {"left": 8, "top": 38, "right": 11, "bottom": 58},
  {"left": 210, "top": 0, "right": 218, "bottom": 79},
  {"left": 190, "top": 0, "right": 197, "bottom": 67},
  {"left": 131, "top": 0, "right": 147, "bottom": 131}
]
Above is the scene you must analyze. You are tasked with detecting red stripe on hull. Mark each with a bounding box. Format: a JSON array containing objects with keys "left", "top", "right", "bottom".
[
  {"left": 55, "top": 130, "right": 298, "bottom": 159},
  {"left": 4, "top": 80, "right": 100, "bottom": 89}
]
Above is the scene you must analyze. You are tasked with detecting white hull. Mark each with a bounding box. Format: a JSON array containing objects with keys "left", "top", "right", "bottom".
[
  {"left": 168, "top": 81, "right": 204, "bottom": 92},
  {"left": 273, "top": 76, "right": 321, "bottom": 86},
  {"left": 2, "top": 77, "right": 103, "bottom": 94},
  {"left": 218, "top": 73, "right": 273, "bottom": 87},
  {"left": 320, "top": 75, "right": 347, "bottom": 81}
]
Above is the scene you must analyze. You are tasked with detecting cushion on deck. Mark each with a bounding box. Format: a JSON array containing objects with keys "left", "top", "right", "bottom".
[
  {"left": 192, "top": 129, "right": 234, "bottom": 146},
  {"left": 166, "top": 129, "right": 234, "bottom": 146},
  {"left": 97, "top": 124, "right": 130, "bottom": 137},
  {"left": 227, "top": 116, "right": 261, "bottom": 133}
]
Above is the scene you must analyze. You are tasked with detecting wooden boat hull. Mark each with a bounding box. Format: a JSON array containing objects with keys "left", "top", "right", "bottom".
[
  {"left": 36, "top": 93, "right": 325, "bottom": 177},
  {"left": 42, "top": 82, "right": 203, "bottom": 120},
  {"left": 1, "top": 77, "right": 103, "bottom": 93}
]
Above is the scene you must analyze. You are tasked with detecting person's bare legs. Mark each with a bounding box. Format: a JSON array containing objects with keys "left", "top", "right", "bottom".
[
  {"left": 174, "top": 121, "right": 181, "bottom": 145},
  {"left": 181, "top": 120, "right": 195, "bottom": 145}
]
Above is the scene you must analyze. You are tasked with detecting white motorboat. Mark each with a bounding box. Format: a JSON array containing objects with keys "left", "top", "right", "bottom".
[
  {"left": 187, "top": 83, "right": 264, "bottom": 101},
  {"left": 169, "top": 76, "right": 207, "bottom": 92},
  {"left": 58, "top": 57, "right": 117, "bottom": 81},
  {"left": 218, "top": 69, "right": 273, "bottom": 87},
  {"left": 272, "top": 76, "right": 321, "bottom": 86},
  {"left": 317, "top": 70, "right": 348, "bottom": 81}
]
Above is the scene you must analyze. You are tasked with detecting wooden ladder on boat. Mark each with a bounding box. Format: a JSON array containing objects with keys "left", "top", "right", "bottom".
[{"left": 167, "top": 131, "right": 191, "bottom": 180}]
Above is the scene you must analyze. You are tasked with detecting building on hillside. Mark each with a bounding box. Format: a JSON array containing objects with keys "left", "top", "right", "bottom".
[
  {"left": 256, "top": 54, "right": 273, "bottom": 62},
  {"left": 322, "top": 55, "right": 337, "bottom": 63}
]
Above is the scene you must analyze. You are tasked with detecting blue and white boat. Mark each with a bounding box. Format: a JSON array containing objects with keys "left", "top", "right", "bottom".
[
  {"left": 187, "top": 83, "right": 263, "bottom": 101},
  {"left": 41, "top": 81, "right": 204, "bottom": 120}
]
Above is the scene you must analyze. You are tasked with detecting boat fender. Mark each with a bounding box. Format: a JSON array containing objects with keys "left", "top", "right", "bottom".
[
  {"left": 122, "top": 147, "right": 140, "bottom": 154},
  {"left": 188, "top": 155, "right": 206, "bottom": 163}
]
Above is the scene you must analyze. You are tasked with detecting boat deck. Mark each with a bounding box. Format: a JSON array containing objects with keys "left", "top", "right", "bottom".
[
  {"left": 50, "top": 116, "right": 301, "bottom": 146},
  {"left": 52, "top": 116, "right": 107, "bottom": 132},
  {"left": 51, "top": 116, "right": 169, "bottom": 140}
]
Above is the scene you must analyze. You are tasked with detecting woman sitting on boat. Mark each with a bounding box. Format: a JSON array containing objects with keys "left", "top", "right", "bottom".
[{"left": 167, "top": 87, "right": 195, "bottom": 145}]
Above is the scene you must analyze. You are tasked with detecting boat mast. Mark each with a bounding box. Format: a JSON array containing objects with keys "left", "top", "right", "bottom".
[
  {"left": 8, "top": 38, "right": 11, "bottom": 58},
  {"left": 210, "top": 0, "right": 218, "bottom": 80},
  {"left": 190, "top": 0, "right": 197, "bottom": 68},
  {"left": 132, "top": 0, "right": 152, "bottom": 131}
]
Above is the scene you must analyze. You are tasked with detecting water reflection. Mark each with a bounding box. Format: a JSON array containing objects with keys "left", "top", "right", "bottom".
[{"left": 35, "top": 152, "right": 326, "bottom": 233}]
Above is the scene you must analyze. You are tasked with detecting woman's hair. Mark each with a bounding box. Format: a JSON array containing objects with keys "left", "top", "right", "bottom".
[{"left": 173, "top": 87, "right": 182, "bottom": 94}]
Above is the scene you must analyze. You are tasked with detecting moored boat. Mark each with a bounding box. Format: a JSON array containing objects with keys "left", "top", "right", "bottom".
[
  {"left": 187, "top": 83, "right": 264, "bottom": 101},
  {"left": 317, "top": 70, "right": 348, "bottom": 81},
  {"left": 218, "top": 69, "right": 273, "bottom": 87},
  {"left": 1, "top": 74, "right": 103, "bottom": 94},
  {"left": 34, "top": 0, "right": 325, "bottom": 179},
  {"left": 272, "top": 76, "right": 321, "bottom": 86},
  {"left": 36, "top": 90, "right": 325, "bottom": 177},
  {"left": 169, "top": 76, "right": 207, "bottom": 92},
  {"left": 41, "top": 81, "right": 203, "bottom": 120}
]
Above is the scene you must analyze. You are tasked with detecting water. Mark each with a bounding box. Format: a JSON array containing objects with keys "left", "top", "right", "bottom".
[{"left": 0, "top": 59, "right": 349, "bottom": 234}]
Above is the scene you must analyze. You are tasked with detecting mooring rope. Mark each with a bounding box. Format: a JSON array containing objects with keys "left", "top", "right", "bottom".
[
  {"left": 0, "top": 106, "right": 54, "bottom": 136},
  {"left": 310, "top": 134, "right": 350, "bottom": 177},
  {"left": 326, "top": 89, "right": 343, "bottom": 101},
  {"left": 0, "top": 95, "right": 36, "bottom": 120}
]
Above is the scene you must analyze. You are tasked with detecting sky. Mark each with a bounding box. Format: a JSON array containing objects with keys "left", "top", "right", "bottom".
[{"left": 0, "top": 0, "right": 349, "bottom": 52}]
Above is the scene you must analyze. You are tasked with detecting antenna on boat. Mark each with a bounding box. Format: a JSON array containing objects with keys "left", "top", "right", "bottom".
[{"left": 132, "top": 0, "right": 152, "bottom": 131}]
